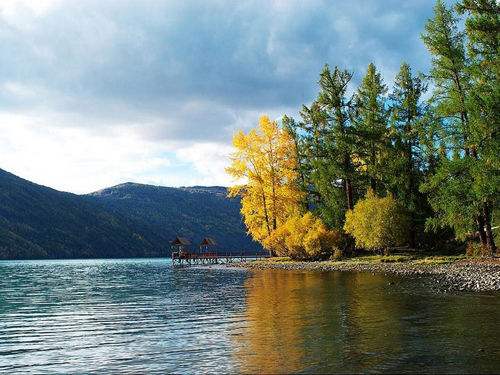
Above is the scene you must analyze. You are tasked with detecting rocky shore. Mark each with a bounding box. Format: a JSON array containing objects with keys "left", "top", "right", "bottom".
[{"left": 229, "top": 258, "right": 500, "bottom": 292}]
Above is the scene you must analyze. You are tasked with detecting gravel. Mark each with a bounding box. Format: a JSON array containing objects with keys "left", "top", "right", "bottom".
[{"left": 228, "top": 259, "right": 500, "bottom": 292}]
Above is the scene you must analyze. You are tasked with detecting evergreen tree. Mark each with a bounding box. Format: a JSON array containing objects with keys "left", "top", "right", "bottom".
[
  {"left": 421, "top": 0, "right": 498, "bottom": 252},
  {"left": 352, "top": 63, "right": 389, "bottom": 193},
  {"left": 456, "top": 0, "right": 498, "bottom": 252},
  {"left": 298, "top": 101, "right": 345, "bottom": 227},
  {"left": 282, "top": 114, "right": 312, "bottom": 211},
  {"left": 298, "top": 65, "right": 360, "bottom": 228},
  {"left": 389, "top": 63, "right": 427, "bottom": 247},
  {"left": 421, "top": 0, "right": 470, "bottom": 139}
]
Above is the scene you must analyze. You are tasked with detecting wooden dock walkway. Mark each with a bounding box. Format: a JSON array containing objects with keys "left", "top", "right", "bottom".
[{"left": 171, "top": 251, "right": 268, "bottom": 265}]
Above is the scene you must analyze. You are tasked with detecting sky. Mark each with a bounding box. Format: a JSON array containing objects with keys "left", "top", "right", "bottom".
[{"left": 0, "top": 0, "right": 438, "bottom": 194}]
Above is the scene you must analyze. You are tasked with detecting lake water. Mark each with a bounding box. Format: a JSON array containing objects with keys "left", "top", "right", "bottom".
[{"left": 0, "top": 258, "right": 498, "bottom": 374}]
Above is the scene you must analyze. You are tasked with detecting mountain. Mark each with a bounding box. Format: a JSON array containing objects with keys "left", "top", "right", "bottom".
[
  {"left": 87, "top": 182, "right": 261, "bottom": 254},
  {"left": 0, "top": 169, "right": 154, "bottom": 259},
  {"left": 0, "top": 168, "right": 261, "bottom": 260}
]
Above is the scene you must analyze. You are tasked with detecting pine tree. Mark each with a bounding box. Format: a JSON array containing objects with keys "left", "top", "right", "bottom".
[
  {"left": 297, "top": 65, "right": 359, "bottom": 228},
  {"left": 282, "top": 115, "right": 311, "bottom": 211},
  {"left": 421, "top": 0, "right": 498, "bottom": 253},
  {"left": 352, "top": 63, "right": 389, "bottom": 193},
  {"left": 456, "top": 0, "right": 498, "bottom": 252},
  {"left": 421, "top": 0, "right": 470, "bottom": 141},
  {"left": 389, "top": 63, "right": 427, "bottom": 247}
]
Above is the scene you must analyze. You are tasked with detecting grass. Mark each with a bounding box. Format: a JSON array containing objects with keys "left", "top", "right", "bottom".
[
  {"left": 346, "top": 254, "right": 415, "bottom": 263},
  {"left": 257, "top": 253, "right": 469, "bottom": 265},
  {"left": 254, "top": 256, "right": 293, "bottom": 263},
  {"left": 413, "top": 255, "right": 466, "bottom": 265}
]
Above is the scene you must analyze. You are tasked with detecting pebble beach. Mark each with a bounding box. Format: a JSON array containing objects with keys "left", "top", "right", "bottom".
[{"left": 230, "top": 258, "right": 500, "bottom": 292}]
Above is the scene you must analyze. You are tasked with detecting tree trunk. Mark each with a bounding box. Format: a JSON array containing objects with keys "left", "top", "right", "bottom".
[
  {"left": 468, "top": 147, "right": 492, "bottom": 251},
  {"left": 476, "top": 214, "right": 488, "bottom": 247},
  {"left": 345, "top": 179, "right": 354, "bottom": 210},
  {"left": 370, "top": 145, "right": 377, "bottom": 191},
  {"left": 407, "top": 141, "right": 416, "bottom": 248},
  {"left": 261, "top": 190, "right": 271, "bottom": 238},
  {"left": 483, "top": 202, "right": 496, "bottom": 254},
  {"left": 342, "top": 143, "right": 355, "bottom": 212},
  {"left": 408, "top": 223, "right": 416, "bottom": 249}
]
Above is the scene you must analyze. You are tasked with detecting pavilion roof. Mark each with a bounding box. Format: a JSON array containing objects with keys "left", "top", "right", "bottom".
[
  {"left": 200, "top": 237, "right": 216, "bottom": 246},
  {"left": 171, "top": 236, "right": 191, "bottom": 246}
]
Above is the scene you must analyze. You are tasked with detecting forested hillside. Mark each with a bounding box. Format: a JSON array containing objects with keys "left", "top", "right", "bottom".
[
  {"left": 0, "top": 168, "right": 260, "bottom": 259},
  {"left": 87, "top": 182, "right": 261, "bottom": 254}
]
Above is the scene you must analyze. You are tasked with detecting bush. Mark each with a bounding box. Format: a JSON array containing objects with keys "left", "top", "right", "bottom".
[
  {"left": 344, "top": 190, "right": 409, "bottom": 252},
  {"left": 466, "top": 242, "right": 490, "bottom": 257},
  {"left": 264, "top": 212, "right": 342, "bottom": 260},
  {"left": 331, "top": 248, "right": 344, "bottom": 261}
]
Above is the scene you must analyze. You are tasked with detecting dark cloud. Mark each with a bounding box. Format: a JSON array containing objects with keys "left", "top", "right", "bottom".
[{"left": 0, "top": 0, "right": 439, "bottom": 143}]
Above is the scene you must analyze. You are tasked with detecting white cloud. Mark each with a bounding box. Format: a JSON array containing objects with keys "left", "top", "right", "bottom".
[
  {"left": 0, "top": 112, "right": 172, "bottom": 193},
  {"left": 2, "top": 82, "right": 39, "bottom": 99},
  {"left": 0, "top": 0, "right": 434, "bottom": 192},
  {"left": 175, "top": 142, "right": 235, "bottom": 187},
  {"left": 0, "top": 0, "right": 61, "bottom": 30}
]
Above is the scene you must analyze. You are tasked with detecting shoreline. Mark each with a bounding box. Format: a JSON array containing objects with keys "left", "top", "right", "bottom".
[{"left": 228, "top": 257, "right": 500, "bottom": 292}]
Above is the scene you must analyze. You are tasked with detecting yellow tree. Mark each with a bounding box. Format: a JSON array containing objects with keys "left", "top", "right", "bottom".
[{"left": 226, "top": 115, "right": 303, "bottom": 255}]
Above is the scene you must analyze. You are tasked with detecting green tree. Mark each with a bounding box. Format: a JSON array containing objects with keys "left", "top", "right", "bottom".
[
  {"left": 297, "top": 102, "right": 344, "bottom": 226},
  {"left": 297, "top": 65, "right": 360, "bottom": 228},
  {"left": 421, "top": 0, "right": 498, "bottom": 253},
  {"left": 352, "top": 63, "right": 389, "bottom": 193},
  {"left": 456, "top": 0, "right": 498, "bottom": 252},
  {"left": 282, "top": 114, "right": 312, "bottom": 212},
  {"left": 389, "top": 63, "right": 428, "bottom": 247}
]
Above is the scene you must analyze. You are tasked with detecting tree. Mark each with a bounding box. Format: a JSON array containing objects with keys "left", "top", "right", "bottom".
[
  {"left": 456, "top": 0, "right": 498, "bottom": 252},
  {"left": 352, "top": 63, "right": 389, "bottom": 193},
  {"left": 316, "top": 65, "right": 358, "bottom": 212},
  {"left": 282, "top": 114, "right": 312, "bottom": 211},
  {"left": 265, "top": 212, "right": 341, "bottom": 260},
  {"left": 298, "top": 102, "right": 345, "bottom": 227},
  {"left": 226, "top": 116, "right": 304, "bottom": 255},
  {"left": 295, "top": 65, "right": 359, "bottom": 228},
  {"left": 421, "top": 0, "right": 498, "bottom": 253},
  {"left": 344, "top": 190, "right": 409, "bottom": 252},
  {"left": 389, "top": 63, "right": 428, "bottom": 247}
]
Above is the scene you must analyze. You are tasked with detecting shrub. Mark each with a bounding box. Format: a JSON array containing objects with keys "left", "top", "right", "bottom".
[
  {"left": 344, "top": 190, "right": 409, "bottom": 252},
  {"left": 331, "top": 248, "right": 344, "bottom": 261},
  {"left": 466, "top": 242, "right": 490, "bottom": 257},
  {"left": 264, "top": 212, "right": 342, "bottom": 260}
]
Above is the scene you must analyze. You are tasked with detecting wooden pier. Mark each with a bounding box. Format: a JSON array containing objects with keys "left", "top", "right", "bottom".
[
  {"left": 170, "top": 236, "right": 268, "bottom": 265},
  {"left": 171, "top": 251, "right": 268, "bottom": 265}
]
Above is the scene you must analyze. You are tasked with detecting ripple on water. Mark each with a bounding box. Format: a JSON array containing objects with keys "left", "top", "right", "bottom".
[{"left": 0, "top": 259, "right": 499, "bottom": 374}]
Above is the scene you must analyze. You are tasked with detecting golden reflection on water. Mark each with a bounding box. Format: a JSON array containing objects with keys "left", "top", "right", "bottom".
[{"left": 232, "top": 270, "right": 432, "bottom": 374}]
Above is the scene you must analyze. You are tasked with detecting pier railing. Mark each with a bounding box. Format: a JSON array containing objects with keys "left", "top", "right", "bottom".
[{"left": 171, "top": 251, "right": 268, "bottom": 265}]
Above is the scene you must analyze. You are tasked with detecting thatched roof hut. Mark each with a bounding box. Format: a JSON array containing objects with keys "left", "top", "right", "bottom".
[
  {"left": 171, "top": 236, "right": 191, "bottom": 255},
  {"left": 171, "top": 237, "right": 191, "bottom": 246},
  {"left": 199, "top": 237, "right": 217, "bottom": 253}
]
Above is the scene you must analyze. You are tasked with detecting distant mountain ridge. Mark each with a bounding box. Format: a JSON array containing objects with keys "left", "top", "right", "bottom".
[{"left": 0, "top": 168, "right": 261, "bottom": 260}]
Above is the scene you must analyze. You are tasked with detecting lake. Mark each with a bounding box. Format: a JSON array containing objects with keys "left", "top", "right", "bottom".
[{"left": 0, "top": 258, "right": 498, "bottom": 374}]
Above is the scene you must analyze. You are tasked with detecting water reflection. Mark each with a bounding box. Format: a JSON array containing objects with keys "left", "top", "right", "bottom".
[
  {"left": 0, "top": 260, "right": 498, "bottom": 374},
  {"left": 234, "top": 269, "right": 500, "bottom": 374}
]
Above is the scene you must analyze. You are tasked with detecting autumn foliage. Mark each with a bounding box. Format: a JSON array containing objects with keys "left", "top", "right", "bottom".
[
  {"left": 264, "top": 212, "right": 342, "bottom": 260},
  {"left": 344, "top": 190, "right": 409, "bottom": 252},
  {"left": 226, "top": 116, "right": 304, "bottom": 255}
]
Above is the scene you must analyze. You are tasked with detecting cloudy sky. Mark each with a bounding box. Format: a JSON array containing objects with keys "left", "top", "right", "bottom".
[{"left": 1, "top": 0, "right": 438, "bottom": 193}]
